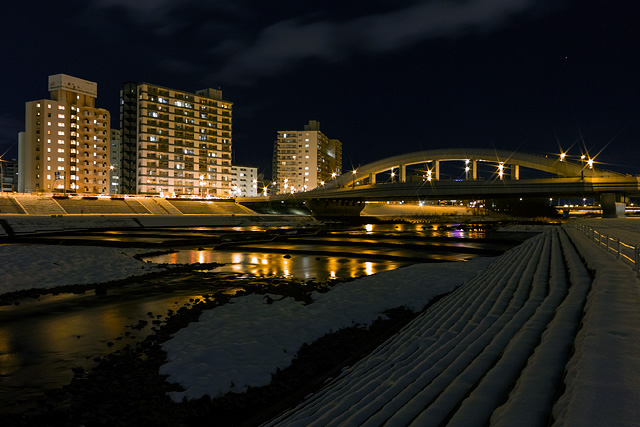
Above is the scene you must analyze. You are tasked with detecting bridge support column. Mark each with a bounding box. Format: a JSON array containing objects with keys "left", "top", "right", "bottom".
[
  {"left": 435, "top": 160, "right": 440, "bottom": 181},
  {"left": 399, "top": 165, "right": 406, "bottom": 183},
  {"left": 472, "top": 160, "right": 477, "bottom": 180},
  {"left": 600, "top": 193, "right": 626, "bottom": 218},
  {"left": 514, "top": 164, "right": 519, "bottom": 180},
  {"left": 369, "top": 173, "right": 376, "bottom": 184}
]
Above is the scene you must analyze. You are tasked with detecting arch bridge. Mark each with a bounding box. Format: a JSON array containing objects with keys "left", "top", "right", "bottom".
[
  {"left": 334, "top": 148, "right": 622, "bottom": 187},
  {"left": 274, "top": 149, "right": 639, "bottom": 218}
]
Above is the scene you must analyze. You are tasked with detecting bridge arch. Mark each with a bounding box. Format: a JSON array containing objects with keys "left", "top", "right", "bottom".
[{"left": 334, "top": 148, "right": 621, "bottom": 187}]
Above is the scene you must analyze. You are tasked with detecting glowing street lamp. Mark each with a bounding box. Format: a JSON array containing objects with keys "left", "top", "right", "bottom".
[
  {"left": 465, "top": 159, "right": 470, "bottom": 180},
  {"left": 498, "top": 162, "right": 504, "bottom": 180},
  {"left": 352, "top": 169, "right": 357, "bottom": 188},
  {"left": 331, "top": 172, "right": 337, "bottom": 179},
  {"left": 587, "top": 158, "right": 594, "bottom": 169},
  {"left": 559, "top": 152, "right": 566, "bottom": 162},
  {"left": 199, "top": 174, "right": 205, "bottom": 197},
  {"left": 426, "top": 169, "right": 432, "bottom": 182}
]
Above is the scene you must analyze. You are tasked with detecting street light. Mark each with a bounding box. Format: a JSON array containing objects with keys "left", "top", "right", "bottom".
[
  {"left": 352, "top": 169, "right": 357, "bottom": 188},
  {"left": 199, "top": 174, "right": 205, "bottom": 197}
]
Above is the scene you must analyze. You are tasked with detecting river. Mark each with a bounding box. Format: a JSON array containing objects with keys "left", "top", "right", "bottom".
[{"left": 0, "top": 222, "right": 532, "bottom": 415}]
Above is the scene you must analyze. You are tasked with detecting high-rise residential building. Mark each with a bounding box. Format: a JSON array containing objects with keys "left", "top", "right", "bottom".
[
  {"left": 21, "top": 74, "right": 111, "bottom": 194},
  {"left": 231, "top": 165, "right": 259, "bottom": 197},
  {"left": 1, "top": 158, "right": 18, "bottom": 192},
  {"left": 273, "top": 120, "right": 342, "bottom": 194},
  {"left": 109, "top": 129, "right": 121, "bottom": 194},
  {"left": 119, "top": 83, "right": 233, "bottom": 197}
]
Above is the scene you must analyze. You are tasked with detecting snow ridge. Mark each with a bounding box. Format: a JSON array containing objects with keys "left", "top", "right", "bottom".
[{"left": 267, "top": 227, "right": 631, "bottom": 427}]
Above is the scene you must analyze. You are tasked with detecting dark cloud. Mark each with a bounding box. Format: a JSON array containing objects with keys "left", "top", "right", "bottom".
[{"left": 212, "top": 0, "right": 539, "bottom": 83}]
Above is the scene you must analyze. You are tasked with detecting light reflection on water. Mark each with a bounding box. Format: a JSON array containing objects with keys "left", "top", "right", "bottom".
[
  {"left": 147, "top": 250, "right": 410, "bottom": 281},
  {"left": 0, "top": 289, "right": 219, "bottom": 414}
]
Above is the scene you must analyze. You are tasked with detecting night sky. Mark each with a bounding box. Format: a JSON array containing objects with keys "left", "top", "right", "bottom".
[{"left": 1, "top": 0, "right": 639, "bottom": 177}]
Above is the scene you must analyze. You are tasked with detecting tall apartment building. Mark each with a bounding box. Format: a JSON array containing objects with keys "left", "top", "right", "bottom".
[
  {"left": 273, "top": 120, "right": 342, "bottom": 194},
  {"left": 120, "top": 83, "right": 233, "bottom": 197},
  {"left": 1, "top": 158, "right": 18, "bottom": 192},
  {"left": 109, "top": 129, "right": 121, "bottom": 194},
  {"left": 21, "top": 74, "right": 110, "bottom": 194},
  {"left": 231, "top": 165, "right": 259, "bottom": 197}
]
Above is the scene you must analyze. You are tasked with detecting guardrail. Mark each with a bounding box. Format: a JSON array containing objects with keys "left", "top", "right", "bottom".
[{"left": 575, "top": 224, "right": 640, "bottom": 276}]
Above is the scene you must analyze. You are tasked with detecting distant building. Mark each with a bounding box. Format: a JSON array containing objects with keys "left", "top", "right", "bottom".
[
  {"left": 273, "top": 120, "right": 342, "bottom": 194},
  {"left": 109, "top": 129, "right": 121, "bottom": 194},
  {"left": 20, "top": 74, "right": 111, "bottom": 194},
  {"left": 231, "top": 165, "right": 259, "bottom": 197},
  {"left": 120, "top": 83, "right": 233, "bottom": 197},
  {"left": 1, "top": 158, "right": 18, "bottom": 192}
]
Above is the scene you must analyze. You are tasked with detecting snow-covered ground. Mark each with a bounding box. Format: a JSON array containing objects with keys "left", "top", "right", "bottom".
[
  {"left": 2, "top": 218, "right": 638, "bottom": 426},
  {"left": 257, "top": 224, "right": 640, "bottom": 426},
  {"left": 159, "top": 258, "right": 494, "bottom": 402},
  {"left": 0, "top": 245, "right": 162, "bottom": 294}
]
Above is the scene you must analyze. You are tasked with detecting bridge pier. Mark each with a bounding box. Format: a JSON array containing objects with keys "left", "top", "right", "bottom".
[
  {"left": 369, "top": 173, "right": 376, "bottom": 184},
  {"left": 400, "top": 165, "right": 406, "bottom": 183},
  {"left": 600, "top": 193, "right": 626, "bottom": 218},
  {"left": 472, "top": 160, "right": 477, "bottom": 180},
  {"left": 435, "top": 160, "right": 440, "bottom": 181},
  {"left": 514, "top": 164, "right": 520, "bottom": 180}
]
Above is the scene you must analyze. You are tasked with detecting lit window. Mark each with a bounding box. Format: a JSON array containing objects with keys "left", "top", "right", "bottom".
[
  {"left": 47, "top": 148, "right": 51, "bottom": 153},
  {"left": 58, "top": 157, "right": 65, "bottom": 162},
  {"left": 58, "top": 148, "right": 64, "bottom": 153},
  {"left": 47, "top": 121, "right": 52, "bottom": 126},
  {"left": 47, "top": 139, "right": 51, "bottom": 144},
  {"left": 58, "top": 105, "right": 65, "bottom": 110},
  {"left": 37, "top": 103, "right": 41, "bottom": 107},
  {"left": 47, "top": 166, "right": 51, "bottom": 170},
  {"left": 58, "top": 140, "right": 64, "bottom": 144},
  {"left": 47, "top": 156, "right": 51, "bottom": 161},
  {"left": 47, "top": 104, "right": 51, "bottom": 108},
  {"left": 58, "top": 123, "right": 64, "bottom": 127},
  {"left": 47, "top": 174, "right": 51, "bottom": 179},
  {"left": 58, "top": 166, "right": 65, "bottom": 171},
  {"left": 58, "top": 131, "right": 64, "bottom": 135}
]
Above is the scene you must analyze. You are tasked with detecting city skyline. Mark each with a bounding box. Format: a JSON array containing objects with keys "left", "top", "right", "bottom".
[{"left": 1, "top": 0, "right": 639, "bottom": 178}]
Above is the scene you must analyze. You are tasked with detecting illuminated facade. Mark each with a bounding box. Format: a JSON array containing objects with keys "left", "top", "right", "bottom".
[
  {"left": 273, "top": 120, "right": 342, "bottom": 194},
  {"left": 21, "top": 74, "right": 110, "bottom": 194},
  {"left": 119, "top": 83, "right": 233, "bottom": 197},
  {"left": 109, "top": 129, "right": 121, "bottom": 194},
  {"left": 231, "top": 165, "right": 259, "bottom": 197}
]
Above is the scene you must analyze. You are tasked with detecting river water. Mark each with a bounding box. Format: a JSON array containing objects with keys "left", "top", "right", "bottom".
[{"left": 0, "top": 222, "right": 532, "bottom": 414}]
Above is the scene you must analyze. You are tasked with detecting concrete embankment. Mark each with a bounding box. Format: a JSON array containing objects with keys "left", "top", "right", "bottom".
[{"left": 267, "top": 225, "right": 640, "bottom": 427}]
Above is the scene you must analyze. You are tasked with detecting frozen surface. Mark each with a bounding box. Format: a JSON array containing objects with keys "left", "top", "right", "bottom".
[{"left": 0, "top": 245, "right": 162, "bottom": 294}]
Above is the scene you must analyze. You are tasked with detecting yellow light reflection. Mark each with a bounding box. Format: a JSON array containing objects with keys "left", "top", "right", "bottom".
[
  {"left": 261, "top": 258, "right": 268, "bottom": 265},
  {"left": 251, "top": 256, "right": 259, "bottom": 264},
  {"left": 365, "top": 224, "right": 373, "bottom": 232},
  {"left": 330, "top": 271, "right": 336, "bottom": 278},
  {"left": 232, "top": 254, "right": 242, "bottom": 263},
  {"left": 365, "top": 262, "right": 374, "bottom": 275},
  {"left": 198, "top": 251, "right": 205, "bottom": 264}
]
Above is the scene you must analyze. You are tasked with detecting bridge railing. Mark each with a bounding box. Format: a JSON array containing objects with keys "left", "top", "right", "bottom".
[{"left": 575, "top": 224, "right": 640, "bottom": 276}]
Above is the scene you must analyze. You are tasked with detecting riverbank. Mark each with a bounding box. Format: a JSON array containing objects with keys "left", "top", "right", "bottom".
[{"left": 2, "top": 219, "right": 639, "bottom": 426}]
